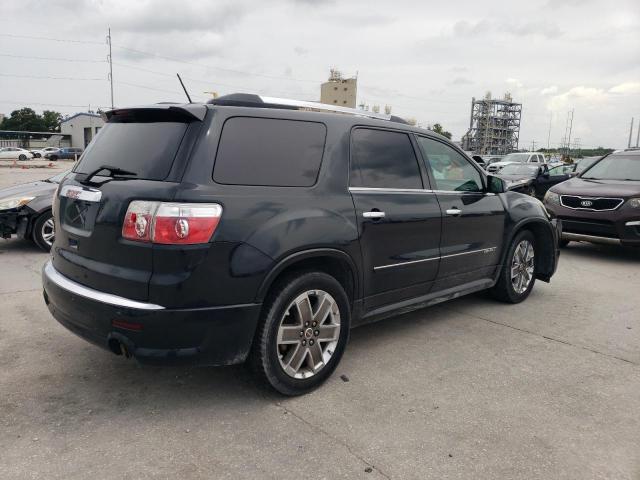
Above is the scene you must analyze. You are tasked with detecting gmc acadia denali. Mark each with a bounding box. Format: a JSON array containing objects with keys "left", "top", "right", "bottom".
[{"left": 42, "top": 94, "right": 560, "bottom": 395}]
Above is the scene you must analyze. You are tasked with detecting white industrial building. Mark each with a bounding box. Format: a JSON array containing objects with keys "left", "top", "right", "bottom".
[{"left": 60, "top": 113, "right": 104, "bottom": 149}]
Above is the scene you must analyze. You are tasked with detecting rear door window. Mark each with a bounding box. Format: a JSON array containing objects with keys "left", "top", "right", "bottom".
[
  {"left": 213, "top": 117, "right": 326, "bottom": 187},
  {"left": 74, "top": 121, "right": 188, "bottom": 181},
  {"left": 350, "top": 128, "right": 423, "bottom": 189}
]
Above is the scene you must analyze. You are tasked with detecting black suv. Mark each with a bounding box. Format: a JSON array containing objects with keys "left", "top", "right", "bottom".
[{"left": 42, "top": 94, "right": 560, "bottom": 395}]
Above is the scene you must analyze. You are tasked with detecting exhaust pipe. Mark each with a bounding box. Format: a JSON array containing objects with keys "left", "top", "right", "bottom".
[{"left": 107, "top": 333, "right": 134, "bottom": 358}]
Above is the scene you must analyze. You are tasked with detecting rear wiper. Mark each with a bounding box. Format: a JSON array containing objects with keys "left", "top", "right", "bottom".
[{"left": 82, "top": 165, "right": 137, "bottom": 184}]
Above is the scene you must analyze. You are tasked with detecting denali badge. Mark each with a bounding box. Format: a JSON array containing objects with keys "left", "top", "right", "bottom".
[{"left": 580, "top": 200, "right": 594, "bottom": 207}]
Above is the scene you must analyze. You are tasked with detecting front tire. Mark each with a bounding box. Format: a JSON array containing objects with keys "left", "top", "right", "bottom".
[
  {"left": 32, "top": 211, "right": 55, "bottom": 252},
  {"left": 559, "top": 239, "right": 570, "bottom": 248},
  {"left": 18, "top": 154, "right": 27, "bottom": 161},
  {"left": 250, "top": 271, "right": 350, "bottom": 396},
  {"left": 490, "top": 230, "right": 536, "bottom": 303}
]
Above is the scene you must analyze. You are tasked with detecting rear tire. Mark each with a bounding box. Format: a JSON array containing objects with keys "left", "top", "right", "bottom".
[
  {"left": 49, "top": 155, "right": 58, "bottom": 161},
  {"left": 249, "top": 271, "right": 350, "bottom": 396},
  {"left": 490, "top": 230, "right": 536, "bottom": 303},
  {"left": 32, "top": 211, "right": 55, "bottom": 252},
  {"left": 18, "top": 154, "right": 26, "bottom": 161}
]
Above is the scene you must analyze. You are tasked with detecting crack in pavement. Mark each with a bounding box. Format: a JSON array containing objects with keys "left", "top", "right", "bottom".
[
  {"left": 447, "top": 307, "right": 638, "bottom": 366},
  {"left": 0, "top": 288, "right": 42, "bottom": 296},
  {"left": 276, "top": 402, "right": 391, "bottom": 479}
]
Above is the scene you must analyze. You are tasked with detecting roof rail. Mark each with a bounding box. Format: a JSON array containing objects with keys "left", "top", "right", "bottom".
[{"left": 209, "top": 93, "right": 406, "bottom": 123}]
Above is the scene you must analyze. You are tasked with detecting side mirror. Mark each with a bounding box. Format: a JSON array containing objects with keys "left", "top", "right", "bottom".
[
  {"left": 542, "top": 172, "right": 550, "bottom": 179},
  {"left": 486, "top": 175, "right": 506, "bottom": 193}
]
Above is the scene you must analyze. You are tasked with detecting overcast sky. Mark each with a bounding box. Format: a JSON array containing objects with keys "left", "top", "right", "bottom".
[{"left": 2, "top": 0, "right": 639, "bottom": 148}]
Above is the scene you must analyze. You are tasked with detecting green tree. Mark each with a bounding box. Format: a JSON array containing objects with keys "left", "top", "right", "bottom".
[
  {"left": 41, "top": 110, "right": 63, "bottom": 132},
  {"left": 431, "top": 123, "right": 452, "bottom": 139},
  {"left": 0, "top": 107, "right": 63, "bottom": 132}
]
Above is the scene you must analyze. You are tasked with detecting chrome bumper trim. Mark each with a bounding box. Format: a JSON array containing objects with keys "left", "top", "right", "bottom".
[
  {"left": 562, "top": 232, "right": 622, "bottom": 246},
  {"left": 43, "top": 260, "right": 165, "bottom": 310},
  {"left": 625, "top": 220, "right": 640, "bottom": 226}
]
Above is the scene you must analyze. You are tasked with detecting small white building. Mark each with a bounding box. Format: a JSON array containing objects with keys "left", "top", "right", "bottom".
[{"left": 60, "top": 113, "right": 104, "bottom": 149}]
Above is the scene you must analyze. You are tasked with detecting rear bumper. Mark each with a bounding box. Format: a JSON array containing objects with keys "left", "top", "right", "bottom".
[{"left": 42, "top": 260, "right": 261, "bottom": 366}]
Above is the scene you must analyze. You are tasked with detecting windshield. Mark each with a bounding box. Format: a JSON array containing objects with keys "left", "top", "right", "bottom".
[
  {"left": 47, "top": 170, "right": 71, "bottom": 183},
  {"left": 74, "top": 121, "right": 188, "bottom": 181},
  {"left": 581, "top": 155, "right": 640, "bottom": 180},
  {"left": 501, "top": 153, "right": 531, "bottom": 163},
  {"left": 575, "top": 156, "right": 600, "bottom": 173},
  {"left": 500, "top": 164, "right": 539, "bottom": 175}
]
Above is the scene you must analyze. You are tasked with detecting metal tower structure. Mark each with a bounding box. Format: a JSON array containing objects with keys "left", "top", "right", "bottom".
[{"left": 462, "top": 92, "right": 522, "bottom": 155}]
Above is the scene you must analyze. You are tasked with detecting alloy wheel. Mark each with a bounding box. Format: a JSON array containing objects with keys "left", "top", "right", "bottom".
[
  {"left": 510, "top": 240, "right": 534, "bottom": 294},
  {"left": 276, "top": 289, "right": 341, "bottom": 379},
  {"left": 41, "top": 218, "right": 55, "bottom": 247}
]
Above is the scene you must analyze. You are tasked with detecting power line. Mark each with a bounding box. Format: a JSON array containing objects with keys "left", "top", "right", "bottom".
[
  {"left": 0, "top": 100, "right": 107, "bottom": 109},
  {"left": 0, "top": 32, "right": 103, "bottom": 45},
  {"left": 0, "top": 73, "right": 104, "bottom": 81},
  {"left": 112, "top": 44, "right": 322, "bottom": 84},
  {"left": 0, "top": 53, "right": 105, "bottom": 63},
  {"left": 112, "top": 61, "right": 314, "bottom": 98}
]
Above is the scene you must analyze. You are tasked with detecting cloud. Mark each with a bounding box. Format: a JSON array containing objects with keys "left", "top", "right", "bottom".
[
  {"left": 609, "top": 82, "right": 640, "bottom": 94},
  {"left": 541, "top": 85, "right": 558, "bottom": 95},
  {"left": 450, "top": 77, "right": 473, "bottom": 85},
  {"left": 547, "top": 86, "right": 607, "bottom": 111},
  {"left": 506, "top": 78, "right": 524, "bottom": 88},
  {"left": 452, "top": 19, "right": 563, "bottom": 39}
]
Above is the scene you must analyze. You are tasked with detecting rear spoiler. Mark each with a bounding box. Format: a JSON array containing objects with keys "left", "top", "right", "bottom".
[{"left": 103, "top": 103, "right": 207, "bottom": 122}]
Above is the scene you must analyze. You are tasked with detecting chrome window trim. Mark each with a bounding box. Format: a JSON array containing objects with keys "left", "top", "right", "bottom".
[
  {"left": 349, "top": 187, "right": 434, "bottom": 194},
  {"left": 60, "top": 185, "right": 102, "bottom": 203},
  {"left": 432, "top": 189, "right": 485, "bottom": 195},
  {"left": 374, "top": 247, "right": 497, "bottom": 271},
  {"left": 559, "top": 195, "right": 624, "bottom": 212},
  {"left": 43, "top": 261, "right": 165, "bottom": 310},
  {"left": 626, "top": 220, "right": 640, "bottom": 226}
]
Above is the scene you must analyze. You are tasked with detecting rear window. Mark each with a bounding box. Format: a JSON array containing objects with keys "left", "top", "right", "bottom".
[
  {"left": 74, "top": 121, "right": 188, "bottom": 181},
  {"left": 213, "top": 117, "right": 326, "bottom": 187}
]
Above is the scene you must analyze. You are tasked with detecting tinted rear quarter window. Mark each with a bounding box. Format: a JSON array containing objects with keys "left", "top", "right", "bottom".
[
  {"left": 350, "top": 128, "right": 423, "bottom": 189},
  {"left": 75, "top": 121, "right": 188, "bottom": 180},
  {"left": 213, "top": 117, "right": 326, "bottom": 187}
]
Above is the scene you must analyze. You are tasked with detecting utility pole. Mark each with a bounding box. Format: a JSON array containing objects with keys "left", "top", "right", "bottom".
[
  {"left": 530, "top": 140, "right": 537, "bottom": 151},
  {"left": 107, "top": 28, "right": 114, "bottom": 109},
  {"left": 629, "top": 117, "right": 635, "bottom": 148},
  {"left": 547, "top": 112, "right": 552, "bottom": 150},
  {"left": 565, "top": 109, "right": 574, "bottom": 157},
  {"left": 636, "top": 119, "right": 640, "bottom": 148}
]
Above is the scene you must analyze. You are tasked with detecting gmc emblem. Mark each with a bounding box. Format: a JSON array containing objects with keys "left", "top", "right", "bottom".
[
  {"left": 66, "top": 189, "right": 81, "bottom": 199},
  {"left": 580, "top": 200, "right": 593, "bottom": 207}
]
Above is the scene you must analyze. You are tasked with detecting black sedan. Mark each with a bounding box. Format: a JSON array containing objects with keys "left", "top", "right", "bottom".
[
  {"left": 0, "top": 170, "right": 68, "bottom": 251},
  {"left": 497, "top": 163, "right": 573, "bottom": 199}
]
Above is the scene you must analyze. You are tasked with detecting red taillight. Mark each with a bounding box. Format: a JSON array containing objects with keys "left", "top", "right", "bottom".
[
  {"left": 122, "top": 201, "right": 156, "bottom": 242},
  {"left": 122, "top": 201, "right": 222, "bottom": 245}
]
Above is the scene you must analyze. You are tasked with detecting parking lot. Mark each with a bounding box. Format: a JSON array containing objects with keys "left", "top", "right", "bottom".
[{"left": 1, "top": 164, "right": 639, "bottom": 479}]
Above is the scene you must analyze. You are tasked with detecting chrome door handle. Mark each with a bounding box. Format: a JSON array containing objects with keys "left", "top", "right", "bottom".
[
  {"left": 363, "top": 211, "right": 385, "bottom": 219},
  {"left": 446, "top": 208, "right": 462, "bottom": 216}
]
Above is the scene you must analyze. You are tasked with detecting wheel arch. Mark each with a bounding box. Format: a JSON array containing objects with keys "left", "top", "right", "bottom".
[
  {"left": 256, "top": 249, "right": 360, "bottom": 305},
  {"left": 502, "top": 218, "right": 556, "bottom": 282}
]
